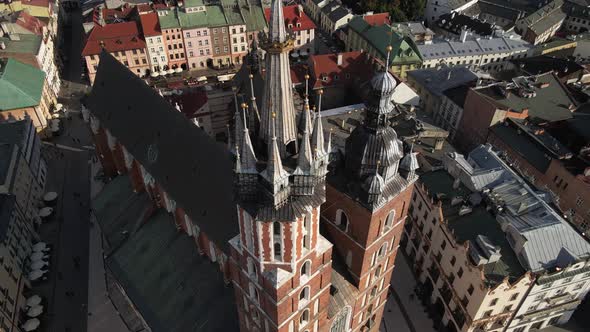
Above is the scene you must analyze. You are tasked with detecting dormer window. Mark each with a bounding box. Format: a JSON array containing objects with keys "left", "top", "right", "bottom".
[
  {"left": 322, "top": 75, "right": 328, "bottom": 82},
  {"left": 288, "top": 23, "right": 293, "bottom": 29},
  {"left": 297, "top": 23, "right": 301, "bottom": 27}
]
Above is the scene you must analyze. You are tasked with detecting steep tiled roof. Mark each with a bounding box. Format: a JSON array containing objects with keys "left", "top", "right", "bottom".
[
  {"left": 0, "top": 58, "right": 45, "bottom": 110},
  {"left": 309, "top": 51, "right": 374, "bottom": 88},
  {"left": 264, "top": 5, "right": 316, "bottom": 32},
  {"left": 347, "top": 16, "right": 422, "bottom": 64},
  {"left": 139, "top": 12, "right": 161, "bottom": 37},
  {"left": 82, "top": 22, "right": 146, "bottom": 56},
  {"left": 362, "top": 12, "right": 389, "bottom": 26},
  {"left": 15, "top": 11, "right": 46, "bottom": 35},
  {"left": 87, "top": 52, "right": 238, "bottom": 252},
  {"left": 94, "top": 176, "right": 238, "bottom": 332}
]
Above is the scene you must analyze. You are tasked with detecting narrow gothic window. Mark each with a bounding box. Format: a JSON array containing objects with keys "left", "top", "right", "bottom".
[
  {"left": 335, "top": 209, "right": 348, "bottom": 232},
  {"left": 301, "top": 260, "right": 311, "bottom": 277},
  {"left": 300, "top": 286, "right": 310, "bottom": 302},
  {"left": 273, "top": 222, "right": 281, "bottom": 235},
  {"left": 385, "top": 210, "right": 396, "bottom": 229},
  {"left": 274, "top": 242, "right": 281, "bottom": 260},
  {"left": 300, "top": 309, "right": 310, "bottom": 325}
]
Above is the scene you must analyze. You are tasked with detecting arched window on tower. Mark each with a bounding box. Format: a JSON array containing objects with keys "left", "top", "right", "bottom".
[
  {"left": 345, "top": 250, "right": 352, "bottom": 268},
  {"left": 335, "top": 209, "right": 349, "bottom": 232},
  {"left": 370, "top": 286, "right": 377, "bottom": 298},
  {"left": 300, "top": 309, "right": 310, "bottom": 326},
  {"left": 384, "top": 210, "right": 396, "bottom": 231},
  {"left": 378, "top": 242, "right": 388, "bottom": 258},
  {"left": 301, "top": 260, "right": 311, "bottom": 279},
  {"left": 299, "top": 286, "right": 310, "bottom": 307},
  {"left": 249, "top": 283, "right": 259, "bottom": 303},
  {"left": 247, "top": 257, "right": 257, "bottom": 279},
  {"left": 273, "top": 221, "right": 281, "bottom": 236}
]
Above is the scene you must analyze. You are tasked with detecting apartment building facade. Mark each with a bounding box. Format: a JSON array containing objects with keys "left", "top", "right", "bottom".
[
  {"left": 404, "top": 144, "right": 590, "bottom": 332},
  {"left": 0, "top": 194, "right": 34, "bottom": 332},
  {"left": 139, "top": 12, "right": 169, "bottom": 72},
  {"left": 82, "top": 21, "right": 149, "bottom": 84},
  {"left": 417, "top": 34, "right": 531, "bottom": 71}
]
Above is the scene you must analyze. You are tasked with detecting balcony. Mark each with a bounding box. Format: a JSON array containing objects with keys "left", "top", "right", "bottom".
[
  {"left": 522, "top": 299, "right": 582, "bottom": 320},
  {"left": 545, "top": 293, "right": 573, "bottom": 305}
]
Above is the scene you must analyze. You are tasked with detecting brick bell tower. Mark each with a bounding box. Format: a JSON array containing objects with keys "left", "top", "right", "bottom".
[
  {"left": 228, "top": 0, "right": 334, "bottom": 331},
  {"left": 321, "top": 46, "right": 419, "bottom": 331}
]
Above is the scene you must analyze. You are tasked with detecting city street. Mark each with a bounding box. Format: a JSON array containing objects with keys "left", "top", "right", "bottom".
[{"left": 381, "top": 253, "right": 437, "bottom": 332}]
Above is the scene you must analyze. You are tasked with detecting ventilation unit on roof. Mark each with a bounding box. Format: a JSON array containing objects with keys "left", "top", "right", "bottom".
[{"left": 469, "top": 235, "right": 502, "bottom": 266}]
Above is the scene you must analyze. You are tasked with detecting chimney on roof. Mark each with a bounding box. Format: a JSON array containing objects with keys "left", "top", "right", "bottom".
[
  {"left": 460, "top": 29, "right": 468, "bottom": 43},
  {"left": 337, "top": 53, "right": 343, "bottom": 66},
  {"left": 297, "top": 4, "right": 303, "bottom": 17}
]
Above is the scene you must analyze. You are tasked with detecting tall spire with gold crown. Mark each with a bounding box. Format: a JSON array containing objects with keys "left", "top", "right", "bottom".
[{"left": 259, "top": 0, "right": 297, "bottom": 152}]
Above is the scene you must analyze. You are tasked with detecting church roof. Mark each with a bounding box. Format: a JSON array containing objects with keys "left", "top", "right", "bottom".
[
  {"left": 87, "top": 51, "right": 238, "bottom": 253},
  {"left": 94, "top": 176, "right": 238, "bottom": 331}
]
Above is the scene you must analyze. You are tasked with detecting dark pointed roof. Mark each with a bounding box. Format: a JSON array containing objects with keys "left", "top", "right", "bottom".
[{"left": 87, "top": 51, "right": 237, "bottom": 252}]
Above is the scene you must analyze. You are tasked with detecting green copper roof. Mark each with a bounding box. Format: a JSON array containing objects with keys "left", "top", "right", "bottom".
[
  {"left": 0, "top": 58, "right": 45, "bottom": 111},
  {"left": 184, "top": 0, "right": 205, "bottom": 7},
  {"left": 159, "top": 2, "right": 265, "bottom": 31},
  {"left": 348, "top": 16, "right": 422, "bottom": 65},
  {"left": 0, "top": 34, "right": 42, "bottom": 55},
  {"left": 206, "top": 5, "right": 229, "bottom": 27},
  {"left": 159, "top": 6, "right": 228, "bottom": 29},
  {"left": 237, "top": 0, "right": 267, "bottom": 32}
]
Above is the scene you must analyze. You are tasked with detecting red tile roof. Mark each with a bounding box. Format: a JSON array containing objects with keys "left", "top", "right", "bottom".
[
  {"left": 139, "top": 12, "right": 161, "bottom": 37},
  {"left": 264, "top": 5, "right": 316, "bottom": 32},
  {"left": 16, "top": 11, "right": 46, "bottom": 35},
  {"left": 363, "top": 13, "right": 390, "bottom": 26},
  {"left": 137, "top": 4, "right": 153, "bottom": 13},
  {"left": 290, "top": 64, "right": 308, "bottom": 85},
  {"left": 310, "top": 51, "right": 374, "bottom": 88},
  {"left": 82, "top": 22, "right": 146, "bottom": 56}
]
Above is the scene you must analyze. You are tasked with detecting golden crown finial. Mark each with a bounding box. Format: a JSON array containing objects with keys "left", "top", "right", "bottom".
[
  {"left": 249, "top": 74, "right": 254, "bottom": 79},
  {"left": 240, "top": 102, "right": 248, "bottom": 109},
  {"left": 304, "top": 74, "right": 310, "bottom": 80},
  {"left": 305, "top": 104, "right": 310, "bottom": 110},
  {"left": 386, "top": 45, "right": 393, "bottom": 52}
]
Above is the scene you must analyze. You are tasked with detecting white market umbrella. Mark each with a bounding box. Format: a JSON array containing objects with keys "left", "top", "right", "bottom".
[
  {"left": 299, "top": 50, "right": 308, "bottom": 57},
  {"left": 38, "top": 207, "right": 53, "bottom": 218},
  {"left": 30, "top": 261, "right": 49, "bottom": 270},
  {"left": 167, "top": 68, "right": 175, "bottom": 75},
  {"left": 43, "top": 192, "right": 58, "bottom": 202},
  {"left": 290, "top": 53, "right": 299, "bottom": 58},
  {"left": 175, "top": 67, "right": 182, "bottom": 73},
  {"left": 150, "top": 72, "right": 159, "bottom": 78},
  {"left": 28, "top": 270, "right": 45, "bottom": 281},
  {"left": 55, "top": 103, "right": 63, "bottom": 111},
  {"left": 32, "top": 243, "right": 47, "bottom": 251},
  {"left": 159, "top": 70, "right": 167, "bottom": 76},
  {"left": 27, "top": 305, "right": 43, "bottom": 318},
  {"left": 30, "top": 252, "right": 48, "bottom": 262},
  {"left": 22, "top": 318, "right": 40, "bottom": 331},
  {"left": 26, "top": 295, "right": 42, "bottom": 306}
]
